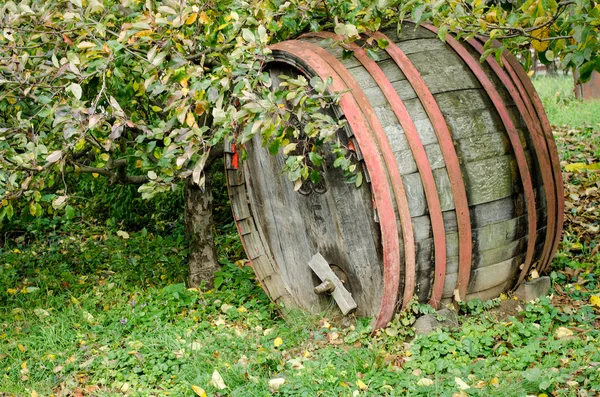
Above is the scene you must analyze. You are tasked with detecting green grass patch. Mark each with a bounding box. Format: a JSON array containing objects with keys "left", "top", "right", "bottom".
[
  {"left": 1, "top": 222, "right": 600, "bottom": 396},
  {"left": 533, "top": 75, "right": 600, "bottom": 130}
]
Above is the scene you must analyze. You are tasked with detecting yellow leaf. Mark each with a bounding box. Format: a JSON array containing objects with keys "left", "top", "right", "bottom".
[
  {"left": 191, "top": 385, "right": 207, "bottom": 397},
  {"left": 7, "top": 288, "right": 17, "bottom": 295},
  {"left": 17, "top": 344, "right": 27, "bottom": 353},
  {"left": 237, "top": 306, "right": 247, "bottom": 313},
  {"left": 185, "top": 13, "right": 198, "bottom": 25},
  {"left": 199, "top": 11, "right": 210, "bottom": 24},
  {"left": 485, "top": 10, "right": 498, "bottom": 23},
  {"left": 357, "top": 379, "right": 368, "bottom": 391},
  {"left": 31, "top": 390, "right": 38, "bottom": 397},
  {"left": 590, "top": 295, "right": 600, "bottom": 308},
  {"left": 76, "top": 41, "right": 96, "bottom": 50},
  {"left": 273, "top": 337, "right": 283, "bottom": 347},
  {"left": 151, "top": 105, "right": 162, "bottom": 112},
  {"left": 565, "top": 162, "right": 600, "bottom": 172},
  {"left": 92, "top": 173, "right": 99, "bottom": 178},
  {"left": 531, "top": 25, "right": 550, "bottom": 52},
  {"left": 185, "top": 112, "right": 195, "bottom": 127},
  {"left": 71, "top": 296, "right": 81, "bottom": 305}
]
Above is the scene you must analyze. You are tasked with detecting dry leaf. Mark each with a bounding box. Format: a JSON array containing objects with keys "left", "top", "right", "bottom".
[
  {"left": 555, "top": 326, "right": 574, "bottom": 339},
  {"left": 417, "top": 378, "right": 434, "bottom": 386},
  {"left": 210, "top": 370, "right": 227, "bottom": 389},
  {"left": 455, "top": 377, "right": 470, "bottom": 390},
  {"left": 268, "top": 377, "right": 286, "bottom": 391}
]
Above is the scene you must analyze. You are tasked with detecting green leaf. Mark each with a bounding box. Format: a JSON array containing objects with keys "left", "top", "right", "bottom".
[
  {"left": 376, "top": 38, "right": 389, "bottom": 49},
  {"left": 365, "top": 48, "right": 380, "bottom": 61},
  {"left": 308, "top": 151, "right": 323, "bottom": 167},
  {"left": 354, "top": 172, "right": 363, "bottom": 188},
  {"left": 65, "top": 205, "right": 76, "bottom": 220}
]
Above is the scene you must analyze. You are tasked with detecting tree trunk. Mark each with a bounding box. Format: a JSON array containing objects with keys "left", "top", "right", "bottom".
[
  {"left": 184, "top": 173, "right": 220, "bottom": 289},
  {"left": 546, "top": 59, "right": 558, "bottom": 76}
]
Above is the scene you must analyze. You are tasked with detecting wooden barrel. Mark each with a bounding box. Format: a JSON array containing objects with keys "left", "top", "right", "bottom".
[{"left": 226, "top": 23, "right": 564, "bottom": 329}]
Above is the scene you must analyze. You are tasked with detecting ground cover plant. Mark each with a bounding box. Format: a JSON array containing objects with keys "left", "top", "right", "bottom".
[{"left": 1, "top": 75, "right": 600, "bottom": 396}]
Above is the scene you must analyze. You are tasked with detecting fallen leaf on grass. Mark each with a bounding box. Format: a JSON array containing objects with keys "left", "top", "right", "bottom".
[
  {"left": 269, "top": 377, "right": 286, "bottom": 391},
  {"left": 455, "top": 377, "right": 470, "bottom": 390},
  {"left": 417, "top": 378, "right": 434, "bottom": 386},
  {"left": 590, "top": 295, "right": 600, "bottom": 309},
  {"left": 34, "top": 308, "right": 50, "bottom": 318},
  {"left": 356, "top": 379, "right": 368, "bottom": 391},
  {"left": 564, "top": 162, "right": 600, "bottom": 172},
  {"left": 191, "top": 385, "right": 207, "bottom": 397},
  {"left": 287, "top": 357, "right": 304, "bottom": 370},
  {"left": 238, "top": 355, "right": 249, "bottom": 366},
  {"left": 116, "top": 230, "right": 130, "bottom": 239},
  {"left": 555, "top": 326, "right": 574, "bottom": 339},
  {"left": 210, "top": 370, "right": 227, "bottom": 389},
  {"left": 273, "top": 337, "right": 283, "bottom": 347}
]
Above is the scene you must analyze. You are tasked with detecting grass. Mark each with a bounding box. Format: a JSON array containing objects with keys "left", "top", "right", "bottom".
[
  {"left": 1, "top": 223, "right": 599, "bottom": 396},
  {"left": 1, "top": 76, "right": 600, "bottom": 397},
  {"left": 532, "top": 74, "right": 600, "bottom": 129}
]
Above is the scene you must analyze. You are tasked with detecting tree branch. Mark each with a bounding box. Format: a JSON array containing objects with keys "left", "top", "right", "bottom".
[{"left": 71, "top": 161, "right": 148, "bottom": 185}]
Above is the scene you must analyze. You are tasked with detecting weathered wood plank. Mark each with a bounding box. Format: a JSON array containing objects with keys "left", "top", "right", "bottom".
[
  {"left": 229, "top": 185, "right": 251, "bottom": 220},
  {"left": 308, "top": 253, "right": 358, "bottom": 315},
  {"left": 227, "top": 169, "right": 245, "bottom": 186},
  {"left": 463, "top": 155, "right": 514, "bottom": 205}
]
